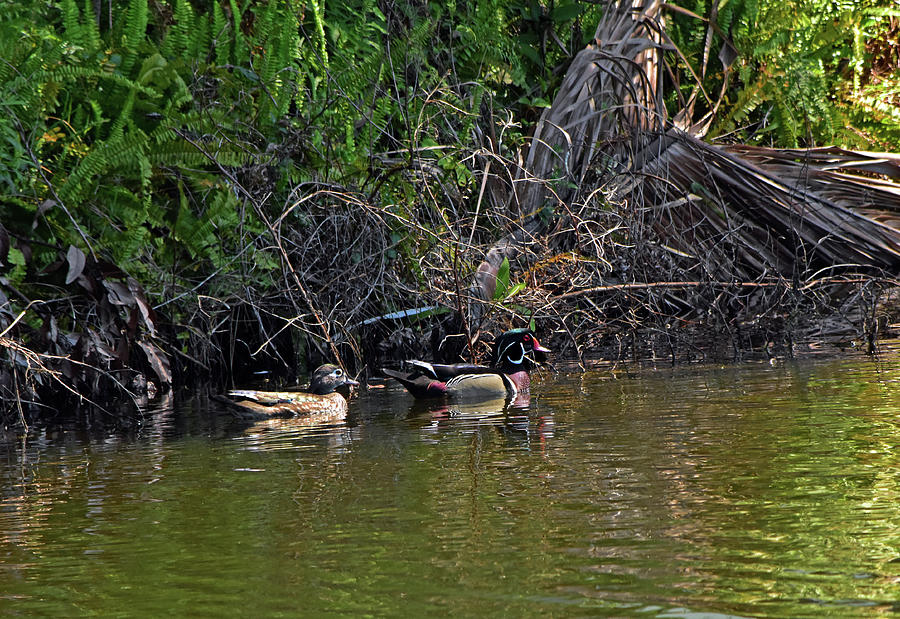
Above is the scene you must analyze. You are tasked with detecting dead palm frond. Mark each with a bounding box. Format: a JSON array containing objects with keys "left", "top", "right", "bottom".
[
  {"left": 471, "top": 0, "right": 900, "bottom": 316},
  {"left": 628, "top": 131, "right": 900, "bottom": 275}
]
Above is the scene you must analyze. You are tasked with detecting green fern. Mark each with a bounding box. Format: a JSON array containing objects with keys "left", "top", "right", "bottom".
[
  {"left": 59, "top": 0, "right": 84, "bottom": 47},
  {"left": 145, "top": 136, "right": 246, "bottom": 168},
  {"left": 100, "top": 186, "right": 153, "bottom": 263},
  {"left": 137, "top": 53, "right": 192, "bottom": 110},
  {"left": 122, "top": 0, "right": 148, "bottom": 49},
  {"left": 213, "top": 2, "right": 230, "bottom": 66},
  {"left": 228, "top": 0, "right": 248, "bottom": 66},
  {"left": 58, "top": 128, "right": 145, "bottom": 203},
  {"left": 174, "top": 186, "right": 218, "bottom": 262},
  {"left": 161, "top": 0, "right": 212, "bottom": 61},
  {"left": 252, "top": 0, "right": 302, "bottom": 120},
  {"left": 309, "top": 0, "right": 328, "bottom": 75}
]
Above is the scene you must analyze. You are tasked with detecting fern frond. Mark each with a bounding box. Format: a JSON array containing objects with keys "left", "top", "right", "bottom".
[
  {"left": 308, "top": 0, "right": 328, "bottom": 74},
  {"left": 80, "top": 0, "right": 101, "bottom": 50},
  {"left": 58, "top": 128, "right": 150, "bottom": 204},
  {"left": 60, "top": 0, "right": 84, "bottom": 47},
  {"left": 147, "top": 140, "right": 247, "bottom": 168},
  {"left": 40, "top": 66, "right": 159, "bottom": 98},
  {"left": 773, "top": 98, "right": 798, "bottom": 147},
  {"left": 123, "top": 0, "right": 149, "bottom": 49},
  {"left": 107, "top": 89, "right": 136, "bottom": 141},
  {"left": 710, "top": 74, "right": 768, "bottom": 138},
  {"left": 213, "top": 2, "right": 231, "bottom": 66},
  {"left": 117, "top": 0, "right": 149, "bottom": 78},
  {"left": 254, "top": 0, "right": 301, "bottom": 119},
  {"left": 228, "top": 0, "right": 248, "bottom": 66}
]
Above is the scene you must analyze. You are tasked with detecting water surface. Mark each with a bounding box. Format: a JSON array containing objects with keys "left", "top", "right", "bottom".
[{"left": 2, "top": 351, "right": 899, "bottom": 617}]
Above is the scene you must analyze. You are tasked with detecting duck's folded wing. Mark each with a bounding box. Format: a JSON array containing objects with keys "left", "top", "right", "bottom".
[
  {"left": 407, "top": 360, "right": 491, "bottom": 380},
  {"left": 227, "top": 390, "right": 296, "bottom": 404},
  {"left": 445, "top": 373, "right": 514, "bottom": 398},
  {"left": 219, "top": 390, "right": 347, "bottom": 419}
]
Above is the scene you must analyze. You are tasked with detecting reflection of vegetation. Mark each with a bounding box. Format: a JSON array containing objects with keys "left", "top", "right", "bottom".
[
  {"left": 0, "top": 0, "right": 898, "bottom": 420},
  {"left": 631, "top": 360, "right": 900, "bottom": 614},
  {"left": 2, "top": 358, "right": 900, "bottom": 613}
]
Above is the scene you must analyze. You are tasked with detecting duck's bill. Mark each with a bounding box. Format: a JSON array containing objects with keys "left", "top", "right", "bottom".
[{"left": 532, "top": 336, "right": 551, "bottom": 354}]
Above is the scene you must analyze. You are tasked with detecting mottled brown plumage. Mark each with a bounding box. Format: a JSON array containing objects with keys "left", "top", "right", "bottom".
[{"left": 220, "top": 364, "right": 358, "bottom": 420}]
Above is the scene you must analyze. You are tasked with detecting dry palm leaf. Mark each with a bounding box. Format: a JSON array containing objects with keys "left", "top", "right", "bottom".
[{"left": 470, "top": 0, "right": 900, "bottom": 316}]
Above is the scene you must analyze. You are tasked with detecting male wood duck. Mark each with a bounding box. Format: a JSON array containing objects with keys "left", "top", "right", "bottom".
[
  {"left": 219, "top": 364, "right": 359, "bottom": 420},
  {"left": 382, "top": 328, "right": 550, "bottom": 400}
]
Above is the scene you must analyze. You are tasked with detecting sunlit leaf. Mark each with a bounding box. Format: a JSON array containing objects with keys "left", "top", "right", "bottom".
[
  {"left": 493, "top": 257, "right": 511, "bottom": 301},
  {"left": 65, "top": 245, "right": 86, "bottom": 285}
]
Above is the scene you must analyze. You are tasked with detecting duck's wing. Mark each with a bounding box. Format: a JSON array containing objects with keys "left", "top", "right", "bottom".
[
  {"left": 227, "top": 390, "right": 302, "bottom": 405},
  {"left": 445, "top": 372, "right": 515, "bottom": 399},
  {"left": 406, "top": 360, "right": 491, "bottom": 380},
  {"left": 220, "top": 390, "right": 348, "bottom": 419}
]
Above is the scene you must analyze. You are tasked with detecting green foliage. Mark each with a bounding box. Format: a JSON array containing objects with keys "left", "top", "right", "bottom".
[
  {"left": 493, "top": 257, "right": 526, "bottom": 302},
  {"left": 60, "top": 0, "right": 101, "bottom": 49},
  {"left": 322, "top": 0, "right": 389, "bottom": 163},
  {"left": 0, "top": 0, "right": 281, "bottom": 306},
  {"left": 4, "top": 247, "right": 27, "bottom": 287},
  {"left": 436, "top": 0, "right": 602, "bottom": 106},
  {"left": 4, "top": 0, "right": 892, "bottom": 401},
  {"left": 668, "top": 0, "right": 900, "bottom": 147}
]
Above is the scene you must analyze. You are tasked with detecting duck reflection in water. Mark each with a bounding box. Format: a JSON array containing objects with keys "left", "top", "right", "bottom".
[
  {"left": 235, "top": 414, "right": 358, "bottom": 453},
  {"left": 399, "top": 391, "right": 554, "bottom": 450},
  {"left": 381, "top": 328, "right": 552, "bottom": 446}
]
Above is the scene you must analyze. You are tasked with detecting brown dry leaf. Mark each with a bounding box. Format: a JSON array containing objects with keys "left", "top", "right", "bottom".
[
  {"left": 65, "top": 245, "right": 86, "bottom": 285},
  {"left": 103, "top": 280, "right": 134, "bottom": 307},
  {"left": 128, "top": 277, "right": 157, "bottom": 336},
  {"left": 138, "top": 340, "right": 171, "bottom": 386}
]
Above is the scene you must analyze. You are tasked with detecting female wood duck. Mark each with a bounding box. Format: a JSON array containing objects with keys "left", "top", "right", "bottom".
[
  {"left": 382, "top": 328, "right": 550, "bottom": 401},
  {"left": 220, "top": 364, "right": 359, "bottom": 420}
]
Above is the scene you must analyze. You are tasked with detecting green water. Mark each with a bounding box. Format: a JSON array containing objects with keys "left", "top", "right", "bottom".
[{"left": 2, "top": 352, "right": 900, "bottom": 617}]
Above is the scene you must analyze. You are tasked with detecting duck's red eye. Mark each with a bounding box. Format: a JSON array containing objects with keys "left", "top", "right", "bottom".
[{"left": 523, "top": 334, "right": 532, "bottom": 342}]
